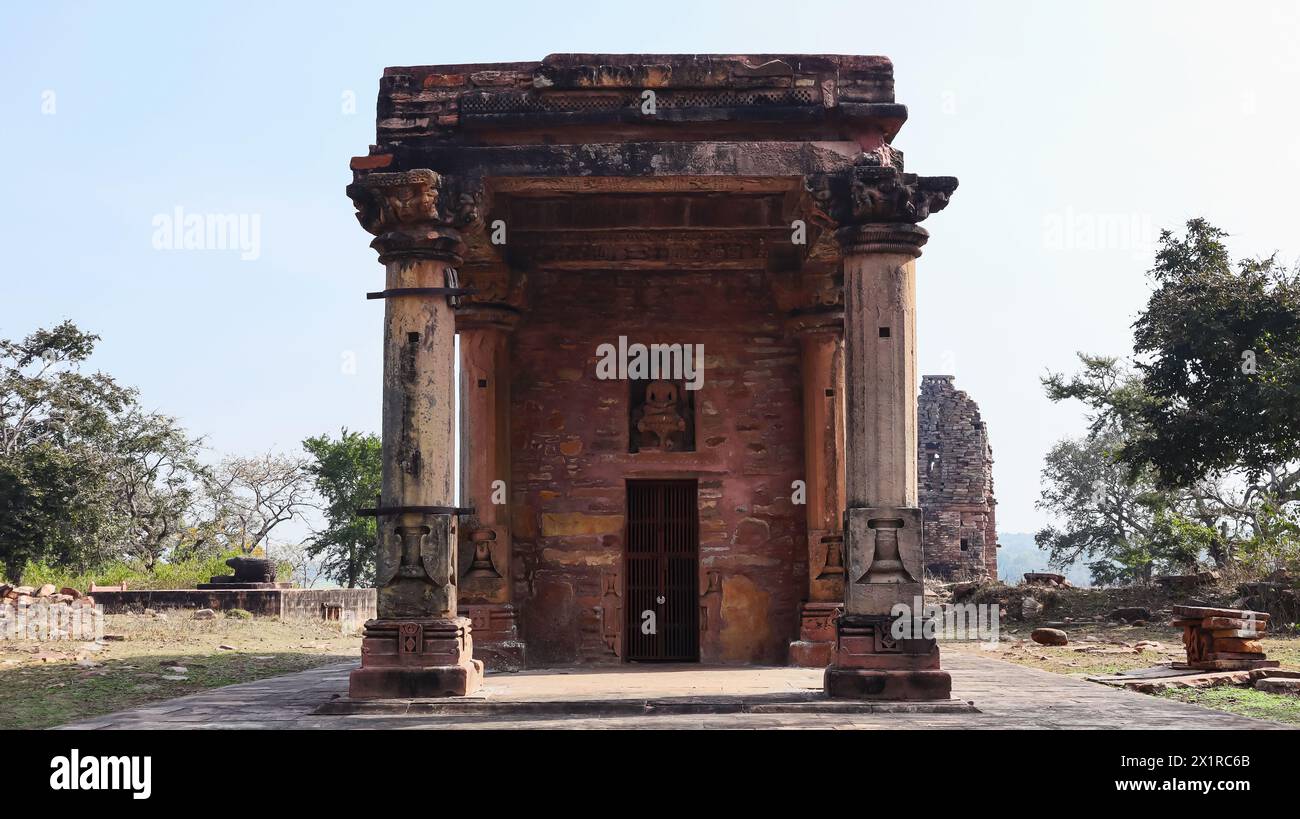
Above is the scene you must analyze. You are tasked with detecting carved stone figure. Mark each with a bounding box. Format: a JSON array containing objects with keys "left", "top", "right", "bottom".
[{"left": 636, "top": 380, "right": 686, "bottom": 451}]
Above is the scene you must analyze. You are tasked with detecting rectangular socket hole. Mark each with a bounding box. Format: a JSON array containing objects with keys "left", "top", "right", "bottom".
[
  {"left": 878, "top": 327, "right": 891, "bottom": 338},
  {"left": 478, "top": 379, "right": 488, "bottom": 388}
]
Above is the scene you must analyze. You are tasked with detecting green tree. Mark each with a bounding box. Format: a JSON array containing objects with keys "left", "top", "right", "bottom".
[
  {"left": 302, "top": 429, "right": 381, "bottom": 587},
  {"left": 0, "top": 322, "right": 133, "bottom": 581},
  {"left": 1036, "top": 356, "right": 1218, "bottom": 584},
  {"left": 1122, "top": 219, "right": 1300, "bottom": 488}
]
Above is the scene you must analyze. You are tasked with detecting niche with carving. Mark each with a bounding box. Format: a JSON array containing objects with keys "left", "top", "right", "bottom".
[{"left": 629, "top": 379, "right": 695, "bottom": 453}]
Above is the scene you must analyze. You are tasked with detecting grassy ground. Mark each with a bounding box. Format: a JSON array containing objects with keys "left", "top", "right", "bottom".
[
  {"left": 1157, "top": 686, "right": 1300, "bottom": 724},
  {"left": 0, "top": 612, "right": 360, "bottom": 730},
  {"left": 943, "top": 611, "right": 1300, "bottom": 726}
]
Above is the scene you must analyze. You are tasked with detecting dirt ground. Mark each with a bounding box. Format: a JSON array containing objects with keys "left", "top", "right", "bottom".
[
  {"left": 5, "top": 585, "right": 1299, "bottom": 730},
  {"left": 941, "top": 583, "right": 1300, "bottom": 725},
  {"left": 0, "top": 611, "right": 361, "bottom": 730}
]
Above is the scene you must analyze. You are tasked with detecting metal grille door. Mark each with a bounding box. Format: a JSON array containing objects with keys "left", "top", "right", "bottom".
[{"left": 624, "top": 480, "right": 700, "bottom": 662}]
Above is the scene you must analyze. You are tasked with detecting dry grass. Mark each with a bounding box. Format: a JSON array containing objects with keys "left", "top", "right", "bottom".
[
  {"left": 0, "top": 612, "right": 361, "bottom": 730},
  {"left": 944, "top": 617, "right": 1300, "bottom": 726}
]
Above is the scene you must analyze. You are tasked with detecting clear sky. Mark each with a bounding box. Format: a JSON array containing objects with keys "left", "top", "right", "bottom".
[{"left": 3, "top": 1, "right": 1298, "bottom": 534}]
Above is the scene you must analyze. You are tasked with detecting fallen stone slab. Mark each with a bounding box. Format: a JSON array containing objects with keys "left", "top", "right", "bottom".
[
  {"left": 1174, "top": 659, "right": 1280, "bottom": 671},
  {"left": 1121, "top": 670, "right": 1253, "bottom": 694},
  {"left": 1210, "top": 628, "right": 1266, "bottom": 638},
  {"left": 1173, "top": 604, "right": 1269, "bottom": 621},
  {"left": 1201, "top": 617, "right": 1269, "bottom": 631},
  {"left": 1254, "top": 678, "right": 1300, "bottom": 695},
  {"left": 1250, "top": 668, "right": 1300, "bottom": 681}
]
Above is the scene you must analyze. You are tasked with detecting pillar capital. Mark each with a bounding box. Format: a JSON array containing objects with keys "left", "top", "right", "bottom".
[
  {"left": 836, "top": 222, "right": 931, "bottom": 258},
  {"left": 346, "top": 169, "right": 482, "bottom": 264},
  {"left": 806, "top": 153, "right": 957, "bottom": 257}
]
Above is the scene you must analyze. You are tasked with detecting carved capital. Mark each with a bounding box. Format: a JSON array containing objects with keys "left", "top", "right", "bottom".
[
  {"left": 836, "top": 222, "right": 931, "bottom": 257},
  {"left": 805, "top": 151, "right": 957, "bottom": 256},
  {"left": 346, "top": 169, "right": 483, "bottom": 263},
  {"left": 844, "top": 166, "right": 957, "bottom": 225}
]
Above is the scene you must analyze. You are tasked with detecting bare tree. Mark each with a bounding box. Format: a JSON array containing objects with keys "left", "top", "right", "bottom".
[
  {"left": 266, "top": 539, "right": 323, "bottom": 588},
  {"left": 100, "top": 408, "right": 207, "bottom": 569},
  {"left": 200, "top": 452, "right": 315, "bottom": 555}
]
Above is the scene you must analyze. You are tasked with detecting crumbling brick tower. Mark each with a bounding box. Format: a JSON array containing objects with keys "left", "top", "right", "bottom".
[{"left": 918, "top": 375, "right": 998, "bottom": 580}]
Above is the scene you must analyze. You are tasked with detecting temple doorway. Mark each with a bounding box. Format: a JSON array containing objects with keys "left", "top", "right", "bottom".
[{"left": 624, "top": 479, "right": 700, "bottom": 662}]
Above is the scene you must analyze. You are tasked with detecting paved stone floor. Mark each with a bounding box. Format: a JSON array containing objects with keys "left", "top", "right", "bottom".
[{"left": 56, "top": 652, "right": 1294, "bottom": 729}]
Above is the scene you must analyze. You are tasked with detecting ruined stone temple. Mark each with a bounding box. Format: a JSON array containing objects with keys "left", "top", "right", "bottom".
[
  {"left": 919, "top": 375, "right": 998, "bottom": 581},
  {"left": 345, "top": 54, "right": 960, "bottom": 700}
]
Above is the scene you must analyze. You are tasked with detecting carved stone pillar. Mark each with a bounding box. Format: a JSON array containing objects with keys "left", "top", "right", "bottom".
[
  {"left": 345, "top": 169, "right": 483, "bottom": 698},
  {"left": 456, "top": 272, "right": 525, "bottom": 670},
  {"left": 817, "top": 161, "right": 959, "bottom": 700},
  {"left": 787, "top": 311, "right": 846, "bottom": 667}
]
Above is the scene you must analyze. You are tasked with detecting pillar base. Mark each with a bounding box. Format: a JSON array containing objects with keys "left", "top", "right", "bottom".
[
  {"left": 788, "top": 601, "right": 842, "bottom": 667},
  {"left": 823, "top": 613, "right": 952, "bottom": 700},
  {"left": 824, "top": 668, "right": 953, "bottom": 700},
  {"left": 460, "top": 603, "right": 526, "bottom": 672},
  {"left": 349, "top": 616, "right": 483, "bottom": 699}
]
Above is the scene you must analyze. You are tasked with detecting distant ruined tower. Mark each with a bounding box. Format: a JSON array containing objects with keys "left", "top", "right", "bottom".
[{"left": 918, "top": 375, "right": 998, "bottom": 580}]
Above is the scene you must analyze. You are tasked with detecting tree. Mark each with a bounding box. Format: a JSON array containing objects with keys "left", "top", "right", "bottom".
[
  {"left": 99, "top": 408, "right": 207, "bottom": 570},
  {"left": 1034, "top": 427, "right": 1190, "bottom": 584},
  {"left": 199, "top": 452, "right": 314, "bottom": 555},
  {"left": 0, "top": 322, "right": 133, "bottom": 581},
  {"left": 1037, "top": 355, "right": 1223, "bottom": 583},
  {"left": 1122, "top": 219, "right": 1300, "bottom": 488},
  {"left": 302, "top": 429, "right": 381, "bottom": 588}
]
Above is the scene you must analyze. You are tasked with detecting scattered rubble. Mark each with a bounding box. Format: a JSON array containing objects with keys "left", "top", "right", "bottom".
[
  {"left": 1108, "top": 607, "right": 1152, "bottom": 623},
  {"left": 1031, "top": 627, "right": 1068, "bottom": 646},
  {"left": 1172, "top": 605, "right": 1278, "bottom": 671},
  {"left": 1024, "top": 572, "right": 1072, "bottom": 588},
  {"left": 1021, "top": 597, "right": 1044, "bottom": 618}
]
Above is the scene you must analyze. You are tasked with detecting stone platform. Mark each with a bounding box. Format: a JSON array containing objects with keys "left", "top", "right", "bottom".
[
  {"left": 316, "top": 692, "right": 973, "bottom": 717},
  {"left": 55, "top": 652, "right": 1295, "bottom": 730}
]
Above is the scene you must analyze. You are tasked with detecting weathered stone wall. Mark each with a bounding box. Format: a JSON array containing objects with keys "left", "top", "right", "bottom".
[
  {"left": 918, "top": 375, "right": 998, "bottom": 580},
  {"left": 510, "top": 268, "right": 805, "bottom": 665},
  {"left": 91, "top": 588, "right": 376, "bottom": 623}
]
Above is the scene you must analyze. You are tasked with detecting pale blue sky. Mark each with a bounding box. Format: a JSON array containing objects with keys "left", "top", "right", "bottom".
[{"left": 3, "top": 1, "right": 1298, "bottom": 533}]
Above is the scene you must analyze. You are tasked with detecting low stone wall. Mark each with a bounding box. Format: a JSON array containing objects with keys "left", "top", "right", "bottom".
[
  {"left": 92, "top": 588, "right": 376, "bottom": 625},
  {"left": 280, "top": 588, "right": 376, "bottom": 625}
]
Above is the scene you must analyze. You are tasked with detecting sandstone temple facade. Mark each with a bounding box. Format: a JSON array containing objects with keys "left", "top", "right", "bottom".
[{"left": 345, "top": 54, "right": 960, "bottom": 701}]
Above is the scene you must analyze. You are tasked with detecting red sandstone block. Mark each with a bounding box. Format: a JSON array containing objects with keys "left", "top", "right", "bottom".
[
  {"left": 437, "top": 114, "right": 459, "bottom": 127},
  {"left": 350, "top": 154, "right": 393, "bottom": 170},
  {"left": 1203, "top": 617, "right": 1268, "bottom": 630},
  {"left": 423, "top": 73, "right": 466, "bottom": 88}
]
